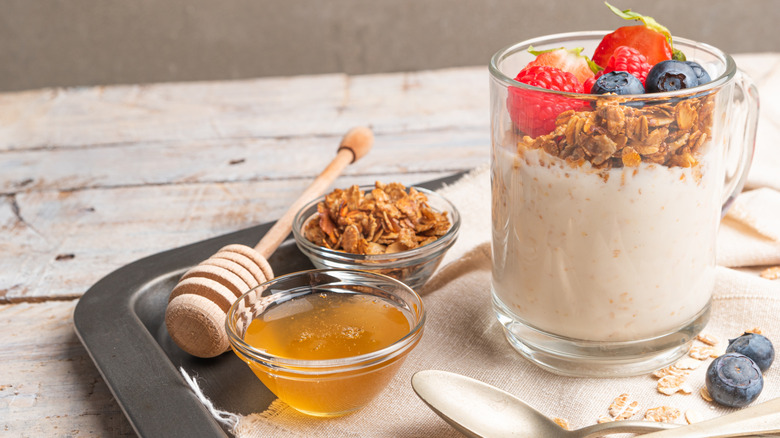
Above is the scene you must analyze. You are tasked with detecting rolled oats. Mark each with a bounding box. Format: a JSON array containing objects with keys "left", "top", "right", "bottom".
[
  {"left": 700, "top": 387, "right": 713, "bottom": 402},
  {"left": 644, "top": 406, "right": 681, "bottom": 423},
  {"left": 553, "top": 418, "right": 571, "bottom": 430},
  {"left": 652, "top": 365, "right": 688, "bottom": 379},
  {"left": 657, "top": 374, "right": 692, "bottom": 396},
  {"left": 746, "top": 327, "right": 764, "bottom": 335},
  {"left": 607, "top": 393, "right": 640, "bottom": 420},
  {"left": 695, "top": 334, "right": 719, "bottom": 346},
  {"left": 597, "top": 414, "right": 614, "bottom": 424},
  {"left": 760, "top": 266, "right": 780, "bottom": 280},
  {"left": 685, "top": 409, "right": 703, "bottom": 424},
  {"left": 674, "top": 357, "right": 702, "bottom": 370},
  {"left": 688, "top": 345, "right": 717, "bottom": 360}
]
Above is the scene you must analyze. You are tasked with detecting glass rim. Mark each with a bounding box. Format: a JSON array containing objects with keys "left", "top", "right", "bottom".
[
  {"left": 225, "top": 268, "right": 427, "bottom": 372},
  {"left": 489, "top": 30, "right": 738, "bottom": 99}
]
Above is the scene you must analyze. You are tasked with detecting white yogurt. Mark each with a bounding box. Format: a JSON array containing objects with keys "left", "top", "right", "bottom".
[{"left": 491, "top": 146, "right": 721, "bottom": 342}]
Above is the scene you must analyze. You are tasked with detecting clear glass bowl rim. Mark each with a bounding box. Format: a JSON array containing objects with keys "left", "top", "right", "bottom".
[
  {"left": 225, "top": 268, "right": 426, "bottom": 374},
  {"left": 489, "top": 30, "right": 738, "bottom": 99}
]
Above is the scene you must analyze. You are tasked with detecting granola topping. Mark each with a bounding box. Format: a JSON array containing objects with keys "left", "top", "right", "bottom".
[
  {"left": 515, "top": 94, "right": 714, "bottom": 176},
  {"left": 303, "top": 182, "right": 450, "bottom": 255}
]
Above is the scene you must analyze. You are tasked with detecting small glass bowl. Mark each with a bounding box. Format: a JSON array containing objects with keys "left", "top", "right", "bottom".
[
  {"left": 291, "top": 186, "right": 460, "bottom": 290},
  {"left": 225, "top": 269, "right": 426, "bottom": 417}
]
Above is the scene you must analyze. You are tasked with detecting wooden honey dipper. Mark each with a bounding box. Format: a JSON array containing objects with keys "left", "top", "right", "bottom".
[{"left": 165, "top": 126, "right": 374, "bottom": 358}]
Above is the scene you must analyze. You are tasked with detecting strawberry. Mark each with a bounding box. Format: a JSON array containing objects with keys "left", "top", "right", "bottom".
[
  {"left": 592, "top": 3, "right": 678, "bottom": 68},
  {"left": 525, "top": 46, "right": 599, "bottom": 84},
  {"left": 507, "top": 65, "right": 586, "bottom": 138}
]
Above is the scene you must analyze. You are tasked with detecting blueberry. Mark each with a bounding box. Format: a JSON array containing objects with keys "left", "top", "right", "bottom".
[
  {"left": 685, "top": 61, "right": 711, "bottom": 85},
  {"left": 645, "top": 60, "right": 698, "bottom": 93},
  {"left": 590, "top": 71, "right": 645, "bottom": 95},
  {"left": 726, "top": 333, "right": 775, "bottom": 372},
  {"left": 706, "top": 353, "right": 763, "bottom": 407}
]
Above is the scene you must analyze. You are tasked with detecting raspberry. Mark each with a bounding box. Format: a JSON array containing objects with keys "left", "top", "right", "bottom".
[
  {"left": 507, "top": 65, "right": 585, "bottom": 138},
  {"left": 604, "top": 46, "right": 652, "bottom": 85},
  {"left": 584, "top": 46, "right": 652, "bottom": 93}
]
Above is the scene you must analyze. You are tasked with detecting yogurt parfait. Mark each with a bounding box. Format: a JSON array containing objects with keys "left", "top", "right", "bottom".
[{"left": 489, "top": 4, "right": 757, "bottom": 376}]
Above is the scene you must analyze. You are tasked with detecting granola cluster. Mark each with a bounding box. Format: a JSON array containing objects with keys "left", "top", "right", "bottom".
[
  {"left": 516, "top": 93, "right": 715, "bottom": 171},
  {"left": 303, "top": 182, "right": 451, "bottom": 255}
]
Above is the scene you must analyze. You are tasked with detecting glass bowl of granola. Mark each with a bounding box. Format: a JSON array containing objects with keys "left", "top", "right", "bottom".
[{"left": 292, "top": 183, "right": 460, "bottom": 290}]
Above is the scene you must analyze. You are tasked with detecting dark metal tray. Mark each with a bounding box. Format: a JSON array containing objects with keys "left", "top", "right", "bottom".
[{"left": 73, "top": 173, "right": 463, "bottom": 437}]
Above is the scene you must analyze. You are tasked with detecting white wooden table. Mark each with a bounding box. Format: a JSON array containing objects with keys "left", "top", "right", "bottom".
[{"left": 2, "top": 55, "right": 779, "bottom": 436}]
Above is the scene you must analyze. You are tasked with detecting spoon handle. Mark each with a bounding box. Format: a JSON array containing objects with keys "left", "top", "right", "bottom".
[
  {"left": 577, "top": 421, "right": 677, "bottom": 437},
  {"left": 640, "top": 397, "right": 780, "bottom": 437}
]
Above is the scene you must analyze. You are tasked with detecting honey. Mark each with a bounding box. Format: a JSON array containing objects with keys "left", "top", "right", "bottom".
[{"left": 239, "top": 291, "right": 417, "bottom": 416}]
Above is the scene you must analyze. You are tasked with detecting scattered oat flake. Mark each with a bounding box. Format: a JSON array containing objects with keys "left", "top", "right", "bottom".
[
  {"left": 616, "top": 401, "right": 641, "bottom": 420},
  {"left": 645, "top": 406, "right": 681, "bottom": 423},
  {"left": 700, "top": 387, "right": 713, "bottom": 402},
  {"left": 685, "top": 409, "right": 703, "bottom": 424},
  {"left": 696, "top": 334, "right": 719, "bottom": 346},
  {"left": 674, "top": 357, "right": 702, "bottom": 370},
  {"left": 746, "top": 327, "right": 764, "bottom": 335},
  {"left": 607, "top": 394, "right": 640, "bottom": 420},
  {"left": 760, "top": 266, "right": 780, "bottom": 280},
  {"left": 553, "top": 418, "right": 571, "bottom": 430},
  {"left": 658, "top": 374, "right": 689, "bottom": 396},
  {"left": 689, "top": 345, "right": 716, "bottom": 360},
  {"left": 597, "top": 414, "right": 614, "bottom": 424},
  {"left": 608, "top": 393, "right": 630, "bottom": 417},
  {"left": 653, "top": 365, "right": 688, "bottom": 378}
]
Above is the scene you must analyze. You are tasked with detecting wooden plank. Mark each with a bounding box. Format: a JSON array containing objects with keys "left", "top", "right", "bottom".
[
  {"left": 0, "top": 300, "right": 135, "bottom": 436},
  {"left": 1, "top": 171, "right": 455, "bottom": 302},
  {"left": 0, "top": 68, "right": 488, "bottom": 152},
  {"left": 0, "top": 128, "right": 489, "bottom": 193}
]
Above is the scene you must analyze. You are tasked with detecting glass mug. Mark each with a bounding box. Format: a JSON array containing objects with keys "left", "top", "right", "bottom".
[{"left": 489, "top": 32, "right": 758, "bottom": 377}]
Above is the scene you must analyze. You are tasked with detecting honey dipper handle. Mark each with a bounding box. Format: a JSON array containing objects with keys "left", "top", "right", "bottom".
[{"left": 254, "top": 126, "right": 374, "bottom": 259}]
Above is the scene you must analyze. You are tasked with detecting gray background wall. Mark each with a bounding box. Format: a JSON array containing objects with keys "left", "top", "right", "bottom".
[{"left": 1, "top": 0, "right": 778, "bottom": 92}]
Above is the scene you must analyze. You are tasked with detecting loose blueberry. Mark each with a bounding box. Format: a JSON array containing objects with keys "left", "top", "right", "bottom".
[
  {"left": 645, "top": 60, "right": 698, "bottom": 92},
  {"left": 590, "top": 71, "right": 645, "bottom": 95},
  {"left": 726, "top": 333, "right": 775, "bottom": 372},
  {"left": 706, "top": 353, "right": 763, "bottom": 408},
  {"left": 685, "top": 61, "right": 711, "bottom": 85}
]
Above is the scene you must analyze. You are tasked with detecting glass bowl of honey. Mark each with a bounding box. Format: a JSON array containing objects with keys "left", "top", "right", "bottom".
[
  {"left": 292, "top": 183, "right": 460, "bottom": 291},
  {"left": 225, "top": 269, "right": 426, "bottom": 417}
]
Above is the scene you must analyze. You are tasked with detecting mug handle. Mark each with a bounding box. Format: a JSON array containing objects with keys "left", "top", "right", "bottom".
[{"left": 721, "top": 69, "right": 760, "bottom": 216}]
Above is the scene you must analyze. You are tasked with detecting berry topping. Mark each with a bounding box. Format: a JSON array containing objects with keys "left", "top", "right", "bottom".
[
  {"left": 526, "top": 46, "right": 599, "bottom": 84},
  {"left": 507, "top": 65, "right": 585, "bottom": 138},
  {"left": 685, "top": 61, "right": 712, "bottom": 85},
  {"left": 592, "top": 3, "right": 675, "bottom": 67},
  {"left": 602, "top": 45, "right": 652, "bottom": 85},
  {"left": 645, "top": 60, "right": 698, "bottom": 92},
  {"left": 706, "top": 353, "right": 764, "bottom": 408},
  {"left": 726, "top": 333, "right": 775, "bottom": 372},
  {"left": 591, "top": 71, "right": 644, "bottom": 95}
]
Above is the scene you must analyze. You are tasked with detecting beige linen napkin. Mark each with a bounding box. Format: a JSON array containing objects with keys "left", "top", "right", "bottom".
[{"left": 227, "top": 151, "right": 780, "bottom": 436}]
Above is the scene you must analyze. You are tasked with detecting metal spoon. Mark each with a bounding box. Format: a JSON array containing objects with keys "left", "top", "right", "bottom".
[
  {"left": 411, "top": 370, "right": 676, "bottom": 437},
  {"left": 412, "top": 370, "right": 780, "bottom": 438}
]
